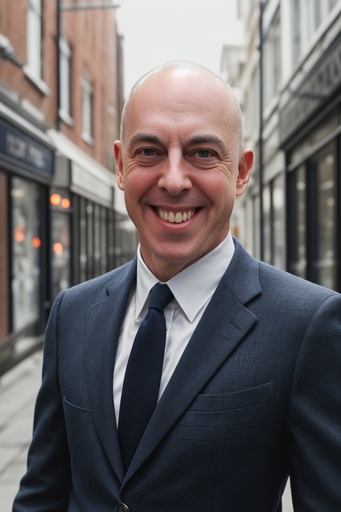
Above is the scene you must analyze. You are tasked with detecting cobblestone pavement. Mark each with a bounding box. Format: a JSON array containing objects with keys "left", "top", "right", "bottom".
[{"left": 0, "top": 350, "right": 293, "bottom": 512}]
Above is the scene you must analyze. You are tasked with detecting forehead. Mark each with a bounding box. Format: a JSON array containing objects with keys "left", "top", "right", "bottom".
[{"left": 124, "top": 70, "right": 237, "bottom": 140}]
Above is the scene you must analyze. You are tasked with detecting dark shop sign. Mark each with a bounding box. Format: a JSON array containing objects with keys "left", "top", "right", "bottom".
[
  {"left": 279, "top": 33, "right": 341, "bottom": 145},
  {"left": 0, "top": 120, "right": 53, "bottom": 178}
]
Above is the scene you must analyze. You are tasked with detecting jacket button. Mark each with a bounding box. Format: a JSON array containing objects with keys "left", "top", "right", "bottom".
[{"left": 115, "top": 504, "right": 131, "bottom": 512}]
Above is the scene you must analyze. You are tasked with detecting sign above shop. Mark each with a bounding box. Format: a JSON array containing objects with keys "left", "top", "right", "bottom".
[
  {"left": 279, "top": 32, "right": 341, "bottom": 145},
  {"left": 0, "top": 119, "right": 53, "bottom": 179}
]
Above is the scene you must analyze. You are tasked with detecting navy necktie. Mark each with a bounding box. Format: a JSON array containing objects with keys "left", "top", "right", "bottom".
[{"left": 118, "top": 283, "right": 173, "bottom": 471}]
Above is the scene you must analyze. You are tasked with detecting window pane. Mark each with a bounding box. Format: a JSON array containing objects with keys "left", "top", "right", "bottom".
[
  {"left": 263, "top": 8, "right": 281, "bottom": 106},
  {"left": 82, "top": 76, "right": 93, "bottom": 139},
  {"left": 288, "top": 166, "right": 307, "bottom": 279},
  {"left": 51, "top": 209, "right": 71, "bottom": 301},
  {"left": 60, "top": 39, "right": 71, "bottom": 115},
  {"left": 310, "top": 143, "right": 337, "bottom": 289},
  {"left": 272, "top": 174, "right": 285, "bottom": 270},
  {"left": 27, "top": 0, "right": 42, "bottom": 77},
  {"left": 11, "top": 177, "right": 41, "bottom": 330},
  {"left": 263, "top": 185, "right": 272, "bottom": 264}
]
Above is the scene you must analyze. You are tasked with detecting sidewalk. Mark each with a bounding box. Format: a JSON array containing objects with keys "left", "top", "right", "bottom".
[
  {"left": 0, "top": 350, "right": 293, "bottom": 512},
  {"left": 0, "top": 350, "right": 42, "bottom": 511}
]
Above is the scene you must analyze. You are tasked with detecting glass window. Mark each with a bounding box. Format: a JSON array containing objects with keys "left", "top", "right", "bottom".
[
  {"left": 263, "top": 7, "right": 281, "bottom": 107},
  {"left": 94, "top": 203, "right": 101, "bottom": 277},
  {"left": 59, "top": 37, "right": 72, "bottom": 119},
  {"left": 82, "top": 75, "right": 94, "bottom": 144},
  {"left": 309, "top": 143, "right": 337, "bottom": 289},
  {"left": 288, "top": 165, "right": 307, "bottom": 279},
  {"left": 27, "top": 0, "right": 42, "bottom": 78},
  {"left": 291, "top": 0, "right": 301, "bottom": 66},
  {"left": 50, "top": 190, "right": 71, "bottom": 300},
  {"left": 79, "top": 197, "right": 87, "bottom": 282},
  {"left": 100, "top": 207, "right": 108, "bottom": 274},
  {"left": 263, "top": 185, "right": 272, "bottom": 264},
  {"left": 11, "top": 177, "right": 41, "bottom": 331},
  {"left": 272, "top": 174, "right": 285, "bottom": 270},
  {"left": 0, "top": 172, "right": 9, "bottom": 339},
  {"left": 86, "top": 201, "right": 94, "bottom": 278},
  {"left": 304, "top": 0, "right": 322, "bottom": 37},
  {"left": 252, "top": 195, "right": 261, "bottom": 260}
]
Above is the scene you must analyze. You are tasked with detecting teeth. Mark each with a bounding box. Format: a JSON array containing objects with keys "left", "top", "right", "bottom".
[{"left": 157, "top": 209, "right": 196, "bottom": 223}]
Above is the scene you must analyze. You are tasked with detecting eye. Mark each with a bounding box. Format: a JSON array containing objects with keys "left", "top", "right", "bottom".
[
  {"left": 195, "top": 149, "right": 214, "bottom": 159},
  {"left": 138, "top": 148, "right": 157, "bottom": 157}
]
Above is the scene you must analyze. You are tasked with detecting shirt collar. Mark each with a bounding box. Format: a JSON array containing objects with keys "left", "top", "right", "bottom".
[{"left": 136, "top": 233, "right": 235, "bottom": 322}]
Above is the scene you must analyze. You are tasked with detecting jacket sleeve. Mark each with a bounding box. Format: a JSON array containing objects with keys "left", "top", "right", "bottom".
[
  {"left": 288, "top": 292, "right": 341, "bottom": 511},
  {"left": 13, "top": 290, "right": 72, "bottom": 512}
]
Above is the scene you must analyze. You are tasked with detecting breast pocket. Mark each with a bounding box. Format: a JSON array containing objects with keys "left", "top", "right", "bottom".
[
  {"left": 175, "top": 382, "right": 274, "bottom": 440},
  {"left": 63, "top": 397, "right": 93, "bottom": 424}
]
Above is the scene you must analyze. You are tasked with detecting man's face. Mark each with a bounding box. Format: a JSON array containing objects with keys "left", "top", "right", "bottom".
[{"left": 114, "top": 68, "right": 253, "bottom": 281}]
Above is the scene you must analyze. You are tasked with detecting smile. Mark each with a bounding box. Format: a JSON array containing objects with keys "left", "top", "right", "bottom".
[{"left": 156, "top": 208, "right": 197, "bottom": 223}]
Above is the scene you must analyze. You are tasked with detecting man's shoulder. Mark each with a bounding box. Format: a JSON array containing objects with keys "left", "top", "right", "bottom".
[
  {"left": 57, "top": 258, "right": 137, "bottom": 305},
  {"left": 233, "top": 238, "right": 339, "bottom": 302}
]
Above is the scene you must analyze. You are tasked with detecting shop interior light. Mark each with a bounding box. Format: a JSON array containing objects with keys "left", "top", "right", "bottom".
[
  {"left": 53, "top": 242, "right": 64, "bottom": 255},
  {"left": 50, "top": 193, "right": 61, "bottom": 206},
  {"left": 61, "top": 198, "right": 70, "bottom": 209},
  {"left": 31, "top": 237, "right": 41, "bottom": 248}
]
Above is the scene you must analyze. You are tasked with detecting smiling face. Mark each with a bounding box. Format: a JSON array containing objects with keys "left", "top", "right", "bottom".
[{"left": 114, "top": 64, "right": 253, "bottom": 281}]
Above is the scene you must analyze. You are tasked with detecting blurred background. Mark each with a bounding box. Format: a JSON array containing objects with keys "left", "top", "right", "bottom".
[{"left": 1, "top": 0, "right": 341, "bottom": 508}]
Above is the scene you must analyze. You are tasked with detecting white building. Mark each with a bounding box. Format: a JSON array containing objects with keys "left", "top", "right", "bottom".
[{"left": 222, "top": 0, "right": 341, "bottom": 292}]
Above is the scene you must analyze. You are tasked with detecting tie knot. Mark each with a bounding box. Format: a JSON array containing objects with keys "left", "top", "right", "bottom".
[{"left": 148, "top": 283, "right": 173, "bottom": 311}]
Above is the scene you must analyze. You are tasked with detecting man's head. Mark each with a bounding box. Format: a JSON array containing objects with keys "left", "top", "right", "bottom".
[{"left": 114, "top": 61, "right": 253, "bottom": 281}]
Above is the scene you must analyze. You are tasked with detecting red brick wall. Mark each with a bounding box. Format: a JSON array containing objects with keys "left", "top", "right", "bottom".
[{"left": 0, "top": 0, "right": 122, "bottom": 169}]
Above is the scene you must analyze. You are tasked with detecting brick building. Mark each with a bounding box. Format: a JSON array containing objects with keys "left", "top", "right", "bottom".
[{"left": 0, "top": 0, "right": 136, "bottom": 374}]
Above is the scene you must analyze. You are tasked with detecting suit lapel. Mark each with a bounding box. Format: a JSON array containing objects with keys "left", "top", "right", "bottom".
[
  {"left": 84, "top": 260, "right": 137, "bottom": 484},
  {"left": 124, "top": 242, "right": 262, "bottom": 482}
]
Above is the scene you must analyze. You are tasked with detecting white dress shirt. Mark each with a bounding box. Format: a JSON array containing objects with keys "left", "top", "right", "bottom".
[{"left": 113, "top": 232, "right": 235, "bottom": 424}]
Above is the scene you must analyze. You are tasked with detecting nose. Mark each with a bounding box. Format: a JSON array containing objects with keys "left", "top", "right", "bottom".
[{"left": 158, "top": 152, "right": 192, "bottom": 195}]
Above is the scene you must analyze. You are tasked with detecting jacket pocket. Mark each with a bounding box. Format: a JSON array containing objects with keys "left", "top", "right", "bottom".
[
  {"left": 63, "top": 396, "right": 93, "bottom": 423},
  {"left": 175, "top": 382, "right": 273, "bottom": 440}
]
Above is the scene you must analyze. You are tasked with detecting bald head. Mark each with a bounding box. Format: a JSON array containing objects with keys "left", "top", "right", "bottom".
[{"left": 120, "top": 61, "right": 244, "bottom": 157}]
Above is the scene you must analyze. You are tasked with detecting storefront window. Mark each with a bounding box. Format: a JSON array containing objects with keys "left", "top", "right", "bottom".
[
  {"left": 263, "top": 185, "right": 272, "bottom": 264},
  {"left": 11, "top": 177, "right": 41, "bottom": 331},
  {"left": 50, "top": 189, "right": 71, "bottom": 300},
  {"left": 272, "top": 174, "right": 285, "bottom": 270},
  {"left": 100, "top": 207, "right": 108, "bottom": 274},
  {"left": 94, "top": 203, "right": 101, "bottom": 277},
  {"left": 0, "top": 172, "right": 9, "bottom": 339},
  {"left": 252, "top": 195, "right": 261, "bottom": 260},
  {"left": 309, "top": 142, "right": 337, "bottom": 289},
  {"left": 288, "top": 165, "right": 307, "bottom": 279},
  {"left": 87, "top": 201, "right": 94, "bottom": 278},
  {"left": 79, "top": 197, "right": 87, "bottom": 282}
]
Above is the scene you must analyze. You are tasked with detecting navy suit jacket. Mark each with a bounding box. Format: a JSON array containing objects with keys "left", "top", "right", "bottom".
[{"left": 13, "top": 240, "right": 341, "bottom": 511}]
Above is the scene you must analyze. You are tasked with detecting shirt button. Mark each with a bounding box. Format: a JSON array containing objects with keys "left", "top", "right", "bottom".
[{"left": 115, "top": 504, "right": 131, "bottom": 512}]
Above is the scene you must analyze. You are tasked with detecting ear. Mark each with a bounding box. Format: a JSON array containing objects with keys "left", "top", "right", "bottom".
[
  {"left": 236, "top": 148, "right": 253, "bottom": 197},
  {"left": 114, "top": 140, "right": 125, "bottom": 191}
]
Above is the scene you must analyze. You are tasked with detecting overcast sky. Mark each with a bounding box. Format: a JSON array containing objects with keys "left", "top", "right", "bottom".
[{"left": 116, "top": 0, "right": 243, "bottom": 97}]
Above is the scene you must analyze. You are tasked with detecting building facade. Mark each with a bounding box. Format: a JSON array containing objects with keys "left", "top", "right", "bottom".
[
  {"left": 223, "top": 0, "right": 341, "bottom": 293},
  {"left": 0, "top": 0, "right": 137, "bottom": 374}
]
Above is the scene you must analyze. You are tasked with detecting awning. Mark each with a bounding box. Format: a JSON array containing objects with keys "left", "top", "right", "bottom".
[{"left": 48, "top": 129, "right": 127, "bottom": 214}]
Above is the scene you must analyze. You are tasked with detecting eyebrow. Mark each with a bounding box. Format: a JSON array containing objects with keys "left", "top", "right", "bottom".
[
  {"left": 188, "top": 135, "right": 227, "bottom": 153},
  {"left": 128, "top": 133, "right": 162, "bottom": 152},
  {"left": 127, "top": 133, "right": 227, "bottom": 154}
]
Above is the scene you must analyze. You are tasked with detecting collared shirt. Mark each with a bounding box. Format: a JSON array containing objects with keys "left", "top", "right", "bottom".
[{"left": 113, "top": 232, "right": 235, "bottom": 424}]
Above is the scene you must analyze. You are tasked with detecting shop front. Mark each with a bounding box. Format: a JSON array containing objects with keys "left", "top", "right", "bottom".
[
  {"left": 0, "top": 102, "right": 54, "bottom": 373},
  {"left": 279, "top": 32, "right": 341, "bottom": 292}
]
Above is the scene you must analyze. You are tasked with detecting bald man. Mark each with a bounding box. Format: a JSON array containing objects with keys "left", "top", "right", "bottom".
[{"left": 14, "top": 62, "right": 341, "bottom": 512}]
